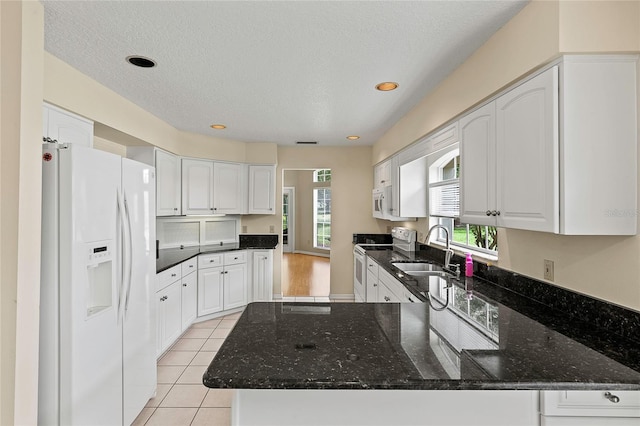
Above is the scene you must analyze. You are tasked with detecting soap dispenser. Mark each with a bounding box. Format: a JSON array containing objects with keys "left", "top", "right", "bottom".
[{"left": 465, "top": 253, "right": 474, "bottom": 277}]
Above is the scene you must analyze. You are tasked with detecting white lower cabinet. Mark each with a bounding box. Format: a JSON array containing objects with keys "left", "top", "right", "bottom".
[
  {"left": 377, "top": 269, "right": 402, "bottom": 303},
  {"left": 180, "top": 271, "right": 197, "bottom": 332},
  {"left": 156, "top": 258, "right": 199, "bottom": 356},
  {"left": 223, "top": 263, "right": 248, "bottom": 310},
  {"left": 365, "top": 261, "right": 379, "bottom": 303},
  {"left": 540, "top": 391, "right": 640, "bottom": 425},
  {"left": 198, "top": 266, "right": 225, "bottom": 316},
  {"left": 251, "top": 250, "right": 274, "bottom": 302},
  {"left": 198, "top": 251, "right": 248, "bottom": 316},
  {"left": 156, "top": 280, "right": 182, "bottom": 356}
]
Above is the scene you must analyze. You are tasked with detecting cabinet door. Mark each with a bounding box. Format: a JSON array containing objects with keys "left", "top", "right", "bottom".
[
  {"left": 155, "top": 150, "right": 182, "bottom": 216},
  {"left": 44, "top": 104, "right": 94, "bottom": 147},
  {"left": 251, "top": 251, "right": 273, "bottom": 302},
  {"left": 378, "top": 282, "right": 399, "bottom": 303},
  {"left": 213, "top": 162, "right": 245, "bottom": 214},
  {"left": 366, "top": 269, "right": 378, "bottom": 303},
  {"left": 496, "top": 67, "right": 559, "bottom": 233},
  {"left": 198, "top": 267, "right": 224, "bottom": 316},
  {"left": 224, "top": 263, "right": 248, "bottom": 310},
  {"left": 158, "top": 281, "right": 182, "bottom": 354},
  {"left": 460, "top": 102, "right": 496, "bottom": 226},
  {"left": 374, "top": 160, "right": 392, "bottom": 188},
  {"left": 181, "top": 272, "right": 197, "bottom": 332},
  {"left": 248, "top": 165, "right": 276, "bottom": 214},
  {"left": 182, "top": 158, "right": 215, "bottom": 215}
]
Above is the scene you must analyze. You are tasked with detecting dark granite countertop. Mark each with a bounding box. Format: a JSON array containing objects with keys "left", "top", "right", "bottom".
[
  {"left": 203, "top": 248, "right": 640, "bottom": 391},
  {"left": 157, "top": 234, "right": 278, "bottom": 273}
]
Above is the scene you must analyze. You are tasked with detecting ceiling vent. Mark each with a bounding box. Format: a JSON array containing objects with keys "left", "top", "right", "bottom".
[{"left": 296, "top": 141, "right": 318, "bottom": 145}]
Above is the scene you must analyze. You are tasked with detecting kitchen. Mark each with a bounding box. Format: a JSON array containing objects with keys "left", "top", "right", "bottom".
[{"left": 3, "top": 1, "right": 640, "bottom": 425}]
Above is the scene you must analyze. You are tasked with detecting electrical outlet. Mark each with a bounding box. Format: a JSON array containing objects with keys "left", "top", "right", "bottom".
[
  {"left": 269, "top": 225, "right": 275, "bottom": 233},
  {"left": 544, "top": 259, "right": 554, "bottom": 281}
]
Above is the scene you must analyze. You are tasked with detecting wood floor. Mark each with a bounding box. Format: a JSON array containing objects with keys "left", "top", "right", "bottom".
[{"left": 282, "top": 253, "right": 330, "bottom": 297}]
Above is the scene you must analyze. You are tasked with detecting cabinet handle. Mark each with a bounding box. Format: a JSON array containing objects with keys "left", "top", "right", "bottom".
[
  {"left": 384, "top": 296, "right": 390, "bottom": 302},
  {"left": 408, "top": 297, "right": 415, "bottom": 303},
  {"left": 486, "top": 210, "right": 492, "bottom": 216},
  {"left": 210, "top": 260, "right": 215, "bottom": 263},
  {"left": 373, "top": 283, "right": 377, "bottom": 287},
  {"left": 496, "top": 210, "right": 501, "bottom": 216},
  {"left": 220, "top": 271, "right": 224, "bottom": 275},
  {"left": 182, "top": 283, "right": 187, "bottom": 287},
  {"left": 604, "top": 392, "right": 620, "bottom": 403},
  {"left": 189, "top": 265, "right": 193, "bottom": 268},
  {"left": 234, "top": 257, "right": 238, "bottom": 260},
  {"left": 224, "top": 271, "right": 228, "bottom": 274},
  {"left": 171, "top": 273, "right": 177, "bottom": 277},
  {"left": 174, "top": 207, "right": 178, "bottom": 211}
]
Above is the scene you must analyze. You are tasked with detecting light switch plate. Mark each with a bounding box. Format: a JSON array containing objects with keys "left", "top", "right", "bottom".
[{"left": 544, "top": 259, "right": 554, "bottom": 281}]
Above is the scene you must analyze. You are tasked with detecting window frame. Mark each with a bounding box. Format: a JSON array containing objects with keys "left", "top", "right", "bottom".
[
  {"left": 428, "top": 147, "right": 498, "bottom": 258},
  {"left": 313, "top": 187, "right": 331, "bottom": 250}
]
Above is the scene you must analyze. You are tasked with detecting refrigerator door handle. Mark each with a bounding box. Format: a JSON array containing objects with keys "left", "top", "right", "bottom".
[
  {"left": 116, "top": 189, "right": 129, "bottom": 324},
  {"left": 123, "top": 193, "right": 134, "bottom": 317}
]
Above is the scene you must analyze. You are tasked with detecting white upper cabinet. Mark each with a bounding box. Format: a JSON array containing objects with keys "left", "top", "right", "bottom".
[
  {"left": 496, "top": 66, "right": 559, "bottom": 232},
  {"left": 460, "top": 102, "right": 496, "bottom": 227},
  {"left": 182, "top": 158, "right": 215, "bottom": 215},
  {"left": 213, "top": 162, "right": 246, "bottom": 214},
  {"left": 560, "top": 56, "right": 637, "bottom": 235},
  {"left": 42, "top": 103, "right": 94, "bottom": 147},
  {"left": 460, "top": 55, "right": 637, "bottom": 235},
  {"left": 248, "top": 165, "right": 276, "bottom": 214},
  {"left": 155, "top": 150, "right": 182, "bottom": 216},
  {"left": 374, "top": 159, "right": 392, "bottom": 188}
]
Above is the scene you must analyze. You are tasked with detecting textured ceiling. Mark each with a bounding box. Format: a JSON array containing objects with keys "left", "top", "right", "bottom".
[{"left": 42, "top": 1, "right": 528, "bottom": 146}]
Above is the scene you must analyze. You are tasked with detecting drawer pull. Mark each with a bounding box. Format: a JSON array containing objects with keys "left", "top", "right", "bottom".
[
  {"left": 604, "top": 392, "right": 620, "bottom": 403},
  {"left": 171, "top": 273, "right": 177, "bottom": 277},
  {"left": 189, "top": 265, "right": 194, "bottom": 268},
  {"left": 384, "top": 296, "right": 390, "bottom": 302},
  {"left": 210, "top": 260, "right": 215, "bottom": 263}
]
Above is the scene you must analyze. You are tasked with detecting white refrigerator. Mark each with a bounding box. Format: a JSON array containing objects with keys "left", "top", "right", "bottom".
[{"left": 39, "top": 143, "right": 156, "bottom": 425}]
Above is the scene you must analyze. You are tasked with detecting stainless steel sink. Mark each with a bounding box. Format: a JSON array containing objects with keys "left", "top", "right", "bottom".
[{"left": 392, "top": 262, "right": 443, "bottom": 273}]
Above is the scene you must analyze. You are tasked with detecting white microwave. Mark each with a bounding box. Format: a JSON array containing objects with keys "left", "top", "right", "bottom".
[{"left": 372, "top": 187, "right": 390, "bottom": 219}]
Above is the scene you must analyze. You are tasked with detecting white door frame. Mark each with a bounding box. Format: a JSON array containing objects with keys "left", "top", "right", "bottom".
[{"left": 282, "top": 187, "right": 295, "bottom": 253}]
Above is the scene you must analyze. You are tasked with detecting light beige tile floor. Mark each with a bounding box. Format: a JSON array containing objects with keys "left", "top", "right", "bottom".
[
  {"left": 132, "top": 312, "right": 241, "bottom": 426},
  {"left": 133, "top": 300, "right": 351, "bottom": 425}
]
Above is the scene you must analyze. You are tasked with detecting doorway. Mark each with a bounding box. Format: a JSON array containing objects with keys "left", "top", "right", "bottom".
[{"left": 281, "top": 169, "right": 331, "bottom": 298}]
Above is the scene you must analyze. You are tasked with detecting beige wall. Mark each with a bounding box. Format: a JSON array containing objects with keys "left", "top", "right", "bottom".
[
  {"left": 373, "top": 1, "right": 640, "bottom": 311},
  {"left": 1, "top": 1, "right": 44, "bottom": 424}
]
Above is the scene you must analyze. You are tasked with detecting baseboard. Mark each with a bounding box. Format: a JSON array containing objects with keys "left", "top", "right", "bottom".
[
  {"left": 293, "top": 250, "right": 330, "bottom": 258},
  {"left": 329, "top": 293, "right": 355, "bottom": 301}
]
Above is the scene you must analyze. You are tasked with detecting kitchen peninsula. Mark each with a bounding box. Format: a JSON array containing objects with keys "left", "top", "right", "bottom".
[{"left": 204, "top": 248, "right": 640, "bottom": 425}]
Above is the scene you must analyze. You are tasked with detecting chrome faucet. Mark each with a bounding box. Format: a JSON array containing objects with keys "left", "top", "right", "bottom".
[{"left": 425, "top": 224, "right": 456, "bottom": 273}]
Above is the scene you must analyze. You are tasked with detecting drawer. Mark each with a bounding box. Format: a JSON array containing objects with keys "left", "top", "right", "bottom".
[
  {"left": 366, "top": 259, "right": 379, "bottom": 276},
  {"left": 224, "top": 250, "right": 247, "bottom": 265},
  {"left": 541, "top": 391, "right": 640, "bottom": 418},
  {"left": 157, "top": 264, "right": 181, "bottom": 292},
  {"left": 181, "top": 258, "right": 197, "bottom": 276},
  {"left": 199, "top": 253, "right": 223, "bottom": 269}
]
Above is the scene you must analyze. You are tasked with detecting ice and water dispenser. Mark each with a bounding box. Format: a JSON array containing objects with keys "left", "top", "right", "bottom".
[{"left": 85, "top": 240, "right": 114, "bottom": 317}]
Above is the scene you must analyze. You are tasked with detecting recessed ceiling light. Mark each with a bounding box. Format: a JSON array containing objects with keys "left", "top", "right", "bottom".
[
  {"left": 210, "top": 124, "right": 226, "bottom": 130},
  {"left": 126, "top": 55, "right": 156, "bottom": 68},
  {"left": 375, "top": 82, "right": 399, "bottom": 91},
  {"left": 346, "top": 135, "right": 360, "bottom": 140}
]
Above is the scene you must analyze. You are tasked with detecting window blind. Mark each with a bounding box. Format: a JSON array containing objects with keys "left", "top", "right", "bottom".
[{"left": 429, "top": 179, "right": 459, "bottom": 218}]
